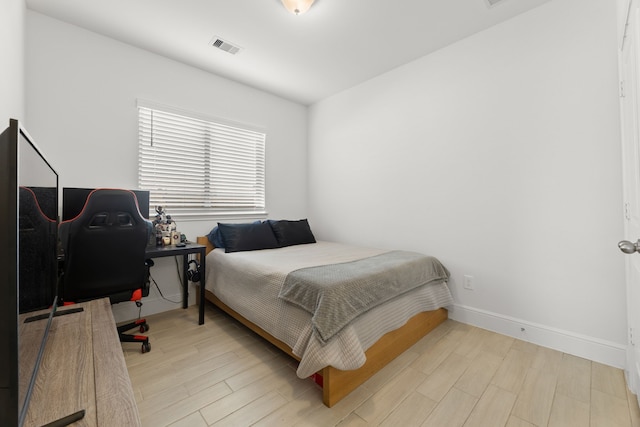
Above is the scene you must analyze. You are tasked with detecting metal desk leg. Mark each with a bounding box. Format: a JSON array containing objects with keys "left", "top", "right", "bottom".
[
  {"left": 182, "top": 254, "right": 188, "bottom": 309},
  {"left": 199, "top": 248, "right": 205, "bottom": 325}
]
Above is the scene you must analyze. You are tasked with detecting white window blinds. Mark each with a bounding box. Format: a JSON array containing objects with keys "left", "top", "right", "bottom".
[{"left": 138, "top": 104, "right": 266, "bottom": 219}]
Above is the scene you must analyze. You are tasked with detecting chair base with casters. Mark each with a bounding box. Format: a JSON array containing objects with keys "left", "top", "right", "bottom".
[
  {"left": 117, "top": 318, "right": 151, "bottom": 353},
  {"left": 60, "top": 294, "right": 152, "bottom": 353},
  {"left": 108, "top": 261, "right": 153, "bottom": 353},
  {"left": 112, "top": 296, "right": 151, "bottom": 353}
]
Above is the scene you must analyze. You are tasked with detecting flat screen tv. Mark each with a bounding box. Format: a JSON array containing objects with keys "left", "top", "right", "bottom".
[
  {"left": 63, "top": 187, "right": 151, "bottom": 220},
  {"left": 0, "top": 119, "right": 59, "bottom": 426}
]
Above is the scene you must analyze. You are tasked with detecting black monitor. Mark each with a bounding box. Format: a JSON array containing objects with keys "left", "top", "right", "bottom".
[
  {"left": 0, "top": 119, "right": 59, "bottom": 426},
  {"left": 62, "top": 187, "right": 151, "bottom": 221}
]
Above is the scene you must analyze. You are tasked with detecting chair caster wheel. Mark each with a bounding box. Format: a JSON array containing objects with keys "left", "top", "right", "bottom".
[
  {"left": 141, "top": 342, "right": 151, "bottom": 353},
  {"left": 139, "top": 324, "right": 149, "bottom": 333}
]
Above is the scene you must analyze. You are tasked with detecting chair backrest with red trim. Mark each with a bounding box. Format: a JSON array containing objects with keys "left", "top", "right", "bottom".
[{"left": 59, "top": 189, "right": 152, "bottom": 304}]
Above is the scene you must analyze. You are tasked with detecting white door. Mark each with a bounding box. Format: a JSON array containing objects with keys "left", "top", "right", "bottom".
[{"left": 619, "top": 0, "right": 640, "bottom": 402}]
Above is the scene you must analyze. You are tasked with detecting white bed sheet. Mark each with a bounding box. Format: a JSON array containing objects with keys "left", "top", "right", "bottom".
[{"left": 204, "top": 241, "right": 454, "bottom": 378}]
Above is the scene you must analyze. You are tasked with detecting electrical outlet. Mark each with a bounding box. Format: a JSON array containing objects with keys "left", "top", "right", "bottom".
[{"left": 463, "top": 275, "right": 474, "bottom": 290}]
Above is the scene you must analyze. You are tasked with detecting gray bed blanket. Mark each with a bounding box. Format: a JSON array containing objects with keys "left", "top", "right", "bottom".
[{"left": 278, "top": 250, "right": 450, "bottom": 344}]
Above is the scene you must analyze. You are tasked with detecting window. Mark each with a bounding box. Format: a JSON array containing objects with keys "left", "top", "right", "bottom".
[{"left": 138, "top": 102, "right": 266, "bottom": 219}]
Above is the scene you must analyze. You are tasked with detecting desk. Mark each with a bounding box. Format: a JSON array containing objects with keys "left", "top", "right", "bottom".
[
  {"left": 145, "top": 242, "right": 207, "bottom": 325},
  {"left": 20, "top": 298, "right": 140, "bottom": 426}
]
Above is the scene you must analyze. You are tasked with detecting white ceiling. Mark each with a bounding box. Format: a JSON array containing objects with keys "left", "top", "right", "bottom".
[{"left": 26, "top": 0, "right": 553, "bottom": 106}]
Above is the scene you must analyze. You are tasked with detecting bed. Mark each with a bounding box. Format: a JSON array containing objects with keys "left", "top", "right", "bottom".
[{"left": 195, "top": 220, "right": 453, "bottom": 407}]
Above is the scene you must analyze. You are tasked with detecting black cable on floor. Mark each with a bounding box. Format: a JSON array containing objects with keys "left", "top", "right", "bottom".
[{"left": 149, "top": 272, "right": 181, "bottom": 304}]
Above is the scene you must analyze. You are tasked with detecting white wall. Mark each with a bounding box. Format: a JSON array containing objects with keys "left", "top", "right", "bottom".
[
  {"left": 25, "top": 11, "right": 308, "bottom": 321},
  {"left": 619, "top": 0, "right": 631, "bottom": 47},
  {"left": 1, "top": 0, "right": 25, "bottom": 124},
  {"left": 308, "top": 0, "right": 626, "bottom": 367}
]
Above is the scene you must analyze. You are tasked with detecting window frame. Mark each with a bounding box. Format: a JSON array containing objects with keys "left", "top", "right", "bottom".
[{"left": 137, "top": 100, "right": 267, "bottom": 221}]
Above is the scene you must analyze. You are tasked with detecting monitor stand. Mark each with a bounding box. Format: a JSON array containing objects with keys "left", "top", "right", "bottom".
[
  {"left": 40, "top": 409, "right": 85, "bottom": 427},
  {"left": 24, "top": 307, "right": 84, "bottom": 323}
]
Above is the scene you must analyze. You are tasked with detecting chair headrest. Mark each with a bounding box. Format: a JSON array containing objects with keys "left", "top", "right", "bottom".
[{"left": 63, "top": 188, "right": 146, "bottom": 226}]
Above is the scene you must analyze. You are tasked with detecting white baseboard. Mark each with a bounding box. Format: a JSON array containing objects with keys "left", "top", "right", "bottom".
[
  {"left": 449, "top": 303, "right": 626, "bottom": 369},
  {"left": 110, "top": 292, "right": 195, "bottom": 324},
  {"left": 112, "top": 298, "right": 626, "bottom": 369}
]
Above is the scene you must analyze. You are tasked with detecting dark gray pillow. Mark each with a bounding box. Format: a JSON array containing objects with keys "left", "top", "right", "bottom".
[
  {"left": 217, "top": 221, "right": 279, "bottom": 253},
  {"left": 207, "top": 220, "right": 261, "bottom": 248},
  {"left": 206, "top": 226, "right": 225, "bottom": 248},
  {"left": 268, "top": 219, "right": 316, "bottom": 247}
]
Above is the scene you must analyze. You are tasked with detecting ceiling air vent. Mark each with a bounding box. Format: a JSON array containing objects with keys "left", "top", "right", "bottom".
[{"left": 210, "top": 36, "right": 242, "bottom": 55}]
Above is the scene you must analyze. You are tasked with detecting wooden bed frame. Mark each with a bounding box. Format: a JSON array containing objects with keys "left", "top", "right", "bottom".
[{"left": 196, "top": 236, "right": 448, "bottom": 407}]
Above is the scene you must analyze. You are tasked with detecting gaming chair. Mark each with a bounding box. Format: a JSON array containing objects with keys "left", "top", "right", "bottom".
[{"left": 58, "top": 189, "right": 153, "bottom": 353}]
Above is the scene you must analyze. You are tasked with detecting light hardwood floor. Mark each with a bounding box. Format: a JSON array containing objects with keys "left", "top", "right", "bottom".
[{"left": 124, "top": 305, "right": 640, "bottom": 426}]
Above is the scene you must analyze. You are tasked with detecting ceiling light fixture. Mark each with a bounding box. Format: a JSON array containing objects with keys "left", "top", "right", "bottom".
[{"left": 281, "top": 0, "right": 315, "bottom": 15}]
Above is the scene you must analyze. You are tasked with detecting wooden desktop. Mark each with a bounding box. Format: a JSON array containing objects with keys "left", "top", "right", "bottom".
[{"left": 19, "top": 298, "right": 140, "bottom": 426}]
